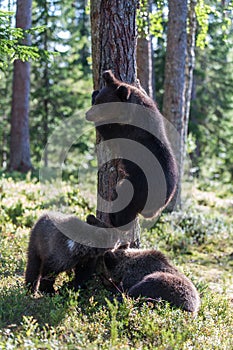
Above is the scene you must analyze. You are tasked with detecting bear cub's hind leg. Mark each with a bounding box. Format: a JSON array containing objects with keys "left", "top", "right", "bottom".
[{"left": 25, "top": 250, "right": 42, "bottom": 293}]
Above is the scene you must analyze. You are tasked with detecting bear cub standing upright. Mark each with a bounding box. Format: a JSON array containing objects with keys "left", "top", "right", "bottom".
[
  {"left": 100, "top": 247, "right": 200, "bottom": 313},
  {"left": 87, "top": 70, "right": 178, "bottom": 228}
]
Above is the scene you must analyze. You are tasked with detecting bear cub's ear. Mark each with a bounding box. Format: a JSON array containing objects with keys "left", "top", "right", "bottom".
[
  {"left": 116, "top": 85, "right": 130, "bottom": 101},
  {"left": 86, "top": 214, "right": 98, "bottom": 225},
  {"left": 92, "top": 90, "right": 99, "bottom": 105},
  {"left": 102, "top": 70, "right": 115, "bottom": 85},
  {"left": 86, "top": 214, "right": 109, "bottom": 228},
  {"left": 103, "top": 251, "right": 118, "bottom": 270}
]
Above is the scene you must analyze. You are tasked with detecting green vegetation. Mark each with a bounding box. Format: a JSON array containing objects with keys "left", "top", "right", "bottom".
[
  {"left": 0, "top": 1, "right": 233, "bottom": 348},
  {"left": 0, "top": 175, "right": 232, "bottom": 349},
  {"left": 0, "top": 10, "right": 42, "bottom": 70}
]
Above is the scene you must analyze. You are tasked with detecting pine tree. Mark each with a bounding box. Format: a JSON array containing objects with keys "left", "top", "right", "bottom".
[
  {"left": 90, "top": 0, "right": 140, "bottom": 247},
  {"left": 9, "top": 0, "right": 33, "bottom": 172},
  {"left": 162, "top": 0, "right": 188, "bottom": 208},
  {"left": 30, "top": 0, "right": 92, "bottom": 167},
  {"left": 190, "top": 1, "right": 233, "bottom": 183}
]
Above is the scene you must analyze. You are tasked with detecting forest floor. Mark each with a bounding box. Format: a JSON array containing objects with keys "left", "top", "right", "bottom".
[{"left": 0, "top": 174, "right": 232, "bottom": 349}]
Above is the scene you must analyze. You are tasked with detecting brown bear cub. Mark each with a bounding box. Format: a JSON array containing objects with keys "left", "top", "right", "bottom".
[
  {"left": 87, "top": 70, "right": 178, "bottom": 228},
  {"left": 25, "top": 213, "right": 109, "bottom": 294},
  {"left": 100, "top": 247, "right": 200, "bottom": 312}
]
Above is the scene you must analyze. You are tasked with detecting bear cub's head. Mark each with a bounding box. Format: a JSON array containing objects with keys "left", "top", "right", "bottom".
[
  {"left": 92, "top": 71, "right": 130, "bottom": 105},
  {"left": 86, "top": 70, "right": 156, "bottom": 122},
  {"left": 100, "top": 248, "right": 134, "bottom": 289},
  {"left": 99, "top": 250, "right": 121, "bottom": 290}
]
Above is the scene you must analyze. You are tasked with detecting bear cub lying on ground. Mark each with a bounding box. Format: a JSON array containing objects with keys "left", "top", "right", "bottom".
[
  {"left": 25, "top": 213, "right": 109, "bottom": 294},
  {"left": 100, "top": 247, "right": 200, "bottom": 312}
]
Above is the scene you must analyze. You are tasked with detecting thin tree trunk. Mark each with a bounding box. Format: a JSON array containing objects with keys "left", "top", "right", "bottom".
[
  {"left": 43, "top": 65, "right": 49, "bottom": 167},
  {"left": 184, "top": 0, "right": 197, "bottom": 153},
  {"left": 43, "top": 1, "right": 49, "bottom": 167},
  {"left": 137, "top": 36, "right": 154, "bottom": 98},
  {"left": 0, "top": 115, "right": 7, "bottom": 168},
  {"left": 90, "top": 0, "right": 140, "bottom": 247},
  {"left": 162, "top": 0, "right": 187, "bottom": 209},
  {"left": 9, "top": 0, "right": 32, "bottom": 172},
  {"left": 136, "top": 0, "right": 154, "bottom": 98}
]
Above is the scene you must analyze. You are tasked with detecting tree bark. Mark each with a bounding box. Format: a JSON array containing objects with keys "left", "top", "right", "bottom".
[
  {"left": 137, "top": 36, "right": 154, "bottom": 98},
  {"left": 42, "top": 0, "right": 49, "bottom": 168},
  {"left": 162, "top": 0, "right": 188, "bottom": 208},
  {"left": 90, "top": 0, "right": 140, "bottom": 247},
  {"left": 136, "top": 0, "right": 154, "bottom": 98},
  {"left": 184, "top": 0, "right": 197, "bottom": 153},
  {"left": 91, "top": 0, "right": 138, "bottom": 88},
  {"left": 9, "top": 0, "right": 32, "bottom": 173}
]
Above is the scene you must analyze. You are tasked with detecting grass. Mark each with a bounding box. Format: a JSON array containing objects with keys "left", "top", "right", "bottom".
[{"left": 0, "top": 174, "right": 233, "bottom": 349}]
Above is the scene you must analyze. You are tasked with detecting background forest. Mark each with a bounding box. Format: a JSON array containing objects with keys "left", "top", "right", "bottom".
[
  {"left": 0, "top": 0, "right": 233, "bottom": 349},
  {"left": 0, "top": 0, "right": 233, "bottom": 186}
]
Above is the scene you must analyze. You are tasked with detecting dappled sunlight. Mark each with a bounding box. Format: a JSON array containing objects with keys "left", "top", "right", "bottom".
[{"left": 0, "top": 176, "right": 233, "bottom": 348}]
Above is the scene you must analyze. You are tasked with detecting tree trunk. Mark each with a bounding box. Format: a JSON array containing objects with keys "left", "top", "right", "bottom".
[
  {"left": 137, "top": 36, "right": 154, "bottom": 98},
  {"left": 91, "top": 0, "right": 138, "bottom": 88},
  {"left": 184, "top": 0, "right": 197, "bottom": 152},
  {"left": 136, "top": 0, "right": 154, "bottom": 98},
  {"left": 42, "top": 0, "right": 49, "bottom": 168},
  {"left": 9, "top": 0, "right": 32, "bottom": 173},
  {"left": 162, "top": 0, "right": 187, "bottom": 209},
  {"left": 90, "top": 0, "right": 140, "bottom": 247}
]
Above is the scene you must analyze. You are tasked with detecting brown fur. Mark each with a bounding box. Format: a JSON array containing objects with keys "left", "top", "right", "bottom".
[
  {"left": 25, "top": 212, "right": 106, "bottom": 293},
  {"left": 86, "top": 214, "right": 110, "bottom": 228},
  {"left": 91, "top": 70, "right": 156, "bottom": 108},
  {"left": 86, "top": 70, "right": 178, "bottom": 228},
  {"left": 100, "top": 248, "right": 200, "bottom": 312}
]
